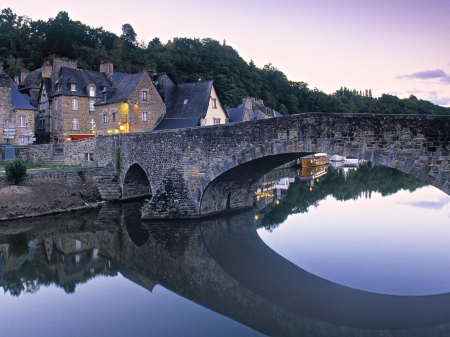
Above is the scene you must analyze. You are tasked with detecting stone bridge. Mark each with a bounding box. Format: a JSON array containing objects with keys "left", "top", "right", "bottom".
[{"left": 95, "top": 113, "right": 450, "bottom": 219}]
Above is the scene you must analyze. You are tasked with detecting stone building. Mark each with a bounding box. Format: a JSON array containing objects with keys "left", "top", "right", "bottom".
[
  {"left": 94, "top": 70, "right": 165, "bottom": 135},
  {"left": 36, "top": 58, "right": 116, "bottom": 143},
  {"left": 228, "top": 97, "right": 282, "bottom": 123},
  {"left": 0, "top": 62, "right": 37, "bottom": 145}
]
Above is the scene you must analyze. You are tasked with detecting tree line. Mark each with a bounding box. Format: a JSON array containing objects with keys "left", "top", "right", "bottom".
[{"left": 1, "top": 8, "right": 449, "bottom": 115}]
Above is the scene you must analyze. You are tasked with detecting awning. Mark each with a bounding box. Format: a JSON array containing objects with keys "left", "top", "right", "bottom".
[{"left": 69, "top": 134, "right": 95, "bottom": 140}]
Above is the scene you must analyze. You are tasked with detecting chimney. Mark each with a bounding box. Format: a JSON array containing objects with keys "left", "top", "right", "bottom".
[
  {"left": 42, "top": 61, "right": 52, "bottom": 78},
  {"left": 100, "top": 61, "right": 113, "bottom": 75},
  {"left": 20, "top": 68, "right": 30, "bottom": 84}
]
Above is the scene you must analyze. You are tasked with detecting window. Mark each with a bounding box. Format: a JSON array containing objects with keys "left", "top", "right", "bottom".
[
  {"left": 142, "top": 111, "right": 148, "bottom": 122},
  {"left": 213, "top": 118, "right": 220, "bottom": 125},
  {"left": 72, "top": 117, "right": 79, "bottom": 130},
  {"left": 142, "top": 91, "right": 148, "bottom": 102},
  {"left": 90, "top": 118, "right": 96, "bottom": 130},
  {"left": 76, "top": 240, "right": 82, "bottom": 250},
  {"left": 89, "top": 99, "right": 95, "bottom": 112},
  {"left": 56, "top": 83, "right": 61, "bottom": 91},
  {"left": 19, "top": 115, "right": 26, "bottom": 127},
  {"left": 183, "top": 99, "right": 188, "bottom": 105},
  {"left": 72, "top": 98, "right": 78, "bottom": 110},
  {"left": 89, "top": 86, "right": 95, "bottom": 97},
  {"left": 112, "top": 112, "right": 117, "bottom": 123},
  {"left": 54, "top": 99, "right": 58, "bottom": 110},
  {"left": 70, "top": 83, "right": 76, "bottom": 91},
  {"left": 54, "top": 117, "right": 59, "bottom": 131},
  {"left": 211, "top": 98, "right": 217, "bottom": 109},
  {"left": 103, "top": 112, "right": 108, "bottom": 123}
]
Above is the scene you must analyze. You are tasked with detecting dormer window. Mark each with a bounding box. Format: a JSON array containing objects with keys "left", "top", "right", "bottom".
[
  {"left": 184, "top": 99, "right": 188, "bottom": 105},
  {"left": 70, "top": 83, "right": 76, "bottom": 91},
  {"left": 89, "top": 85, "right": 96, "bottom": 97},
  {"left": 142, "top": 91, "right": 148, "bottom": 102}
]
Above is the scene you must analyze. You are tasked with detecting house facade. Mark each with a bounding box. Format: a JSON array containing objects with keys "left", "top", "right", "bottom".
[
  {"left": 94, "top": 71, "right": 165, "bottom": 135},
  {"left": 0, "top": 62, "right": 37, "bottom": 145}
]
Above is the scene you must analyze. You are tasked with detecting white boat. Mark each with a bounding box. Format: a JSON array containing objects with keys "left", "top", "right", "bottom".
[
  {"left": 345, "top": 156, "right": 359, "bottom": 166},
  {"left": 329, "top": 154, "right": 346, "bottom": 162}
]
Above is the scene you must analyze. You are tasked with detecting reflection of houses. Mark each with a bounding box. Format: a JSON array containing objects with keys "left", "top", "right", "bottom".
[
  {"left": 0, "top": 62, "right": 37, "bottom": 145},
  {"left": 254, "top": 176, "right": 295, "bottom": 214},
  {"left": 0, "top": 235, "right": 117, "bottom": 296},
  {"left": 298, "top": 165, "right": 329, "bottom": 189},
  {"left": 329, "top": 158, "right": 368, "bottom": 180},
  {"left": 228, "top": 97, "right": 282, "bottom": 123}
]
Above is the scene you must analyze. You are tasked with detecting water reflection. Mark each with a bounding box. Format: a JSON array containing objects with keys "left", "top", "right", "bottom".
[{"left": 0, "top": 176, "right": 450, "bottom": 336}]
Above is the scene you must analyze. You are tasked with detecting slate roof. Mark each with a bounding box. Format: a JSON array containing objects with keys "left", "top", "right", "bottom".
[
  {"left": 273, "top": 110, "right": 283, "bottom": 117},
  {"left": 153, "top": 73, "right": 176, "bottom": 104},
  {"left": 52, "top": 67, "right": 114, "bottom": 98},
  {"left": 96, "top": 72, "right": 145, "bottom": 105},
  {"left": 21, "top": 69, "right": 42, "bottom": 90},
  {"left": 228, "top": 107, "right": 245, "bottom": 123},
  {"left": 165, "top": 81, "right": 213, "bottom": 118},
  {"left": 153, "top": 118, "right": 200, "bottom": 131},
  {"left": 10, "top": 79, "right": 37, "bottom": 110},
  {"left": 111, "top": 72, "right": 129, "bottom": 84}
]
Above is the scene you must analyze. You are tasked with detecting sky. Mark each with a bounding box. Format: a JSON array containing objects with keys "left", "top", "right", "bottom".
[{"left": 3, "top": 0, "right": 450, "bottom": 106}]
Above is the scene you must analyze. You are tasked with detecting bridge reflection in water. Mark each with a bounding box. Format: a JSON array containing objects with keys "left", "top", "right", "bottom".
[{"left": 1, "top": 204, "right": 450, "bottom": 337}]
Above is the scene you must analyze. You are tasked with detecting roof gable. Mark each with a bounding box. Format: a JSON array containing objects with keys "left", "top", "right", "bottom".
[
  {"left": 10, "top": 79, "right": 37, "bottom": 110},
  {"left": 165, "top": 81, "right": 213, "bottom": 118}
]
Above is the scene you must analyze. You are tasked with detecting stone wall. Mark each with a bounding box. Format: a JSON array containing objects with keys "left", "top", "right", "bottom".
[
  {"left": 0, "top": 144, "right": 51, "bottom": 163},
  {"left": 64, "top": 138, "right": 97, "bottom": 166}
]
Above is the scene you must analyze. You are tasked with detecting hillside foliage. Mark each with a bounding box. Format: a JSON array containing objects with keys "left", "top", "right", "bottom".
[{"left": 1, "top": 8, "right": 449, "bottom": 115}]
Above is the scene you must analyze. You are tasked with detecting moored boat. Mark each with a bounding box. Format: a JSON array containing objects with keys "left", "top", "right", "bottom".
[
  {"left": 329, "top": 154, "right": 346, "bottom": 162},
  {"left": 297, "top": 153, "right": 329, "bottom": 167}
]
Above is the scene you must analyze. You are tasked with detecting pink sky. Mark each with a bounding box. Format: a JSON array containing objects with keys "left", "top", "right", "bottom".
[{"left": 3, "top": 0, "right": 450, "bottom": 106}]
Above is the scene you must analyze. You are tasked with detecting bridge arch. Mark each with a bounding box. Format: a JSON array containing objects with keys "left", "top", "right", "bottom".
[{"left": 122, "top": 163, "right": 152, "bottom": 201}]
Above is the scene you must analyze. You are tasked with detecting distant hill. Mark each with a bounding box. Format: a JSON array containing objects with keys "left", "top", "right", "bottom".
[{"left": 1, "top": 7, "right": 449, "bottom": 115}]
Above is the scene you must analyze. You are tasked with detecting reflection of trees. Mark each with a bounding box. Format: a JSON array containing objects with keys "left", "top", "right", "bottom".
[{"left": 260, "top": 165, "right": 427, "bottom": 230}]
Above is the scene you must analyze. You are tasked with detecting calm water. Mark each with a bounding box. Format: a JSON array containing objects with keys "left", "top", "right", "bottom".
[{"left": 1, "top": 163, "right": 450, "bottom": 336}]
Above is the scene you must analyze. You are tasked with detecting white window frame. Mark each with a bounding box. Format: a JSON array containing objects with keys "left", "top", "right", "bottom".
[
  {"left": 72, "top": 98, "right": 79, "bottom": 110},
  {"left": 183, "top": 99, "right": 188, "bottom": 105},
  {"left": 103, "top": 112, "right": 108, "bottom": 123},
  {"left": 19, "top": 115, "right": 26, "bottom": 127},
  {"left": 142, "top": 111, "right": 148, "bottom": 122},
  {"left": 213, "top": 118, "right": 220, "bottom": 125},
  {"left": 72, "top": 117, "right": 79, "bottom": 130},
  {"left": 89, "top": 99, "right": 95, "bottom": 112},
  {"left": 142, "top": 91, "right": 148, "bottom": 102},
  {"left": 70, "top": 83, "right": 76, "bottom": 92},
  {"left": 211, "top": 98, "right": 217, "bottom": 109},
  {"left": 89, "top": 86, "right": 95, "bottom": 97},
  {"left": 90, "top": 118, "right": 96, "bottom": 130}
]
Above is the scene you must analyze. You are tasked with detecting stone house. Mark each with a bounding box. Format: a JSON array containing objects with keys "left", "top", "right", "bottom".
[
  {"left": 94, "top": 70, "right": 165, "bottom": 135},
  {"left": 0, "top": 62, "right": 37, "bottom": 145},
  {"left": 153, "top": 75, "right": 228, "bottom": 131},
  {"left": 228, "top": 97, "right": 282, "bottom": 123},
  {"left": 36, "top": 58, "right": 116, "bottom": 143}
]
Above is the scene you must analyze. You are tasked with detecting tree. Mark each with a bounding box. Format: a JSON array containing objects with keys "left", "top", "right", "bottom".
[{"left": 121, "top": 23, "right": 137, "bottom": 46}]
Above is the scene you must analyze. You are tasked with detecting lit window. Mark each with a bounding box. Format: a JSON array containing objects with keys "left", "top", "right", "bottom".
[
  {"left": 103, "top": 113, "right": 108, "bottom": 123},
  {"left": 90, "top": 99, "right": 95, "bottom": 112},
  {"left": 89, "top": 86, "right": 95, "bottom": 97},
  {"left": 19, "top": 115, "right": 26, "bottom": 127},
  {"left": 142, "top": 91, "right": 148, "bottom": 102},
  {"left": 142, "top": 111, "right": 148, "bottom": 122},
  {"left": 211, "top": 98, "right": 217, "bottom": 109},
  {"left": 90, "top": 118, "right": 96, "bottom": 130},
  {"left": 70, "top": 83, "right": 76, "bottom": 91},
  {"left": 213, "top": 118, "right": 220, "bottom": 125},
  {"left": 72, "top": 98, "right": 78, "bottom": 110},
  {"left": 72, "top": 117, "right": 79, "bottom": 130},
  {"left": 112, "top": 112, "right": 117, "bottom": 122}
]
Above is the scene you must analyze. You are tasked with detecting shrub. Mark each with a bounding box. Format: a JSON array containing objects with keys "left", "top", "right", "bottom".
[{"left": 5, "top": 158, "right": 27, "bottom": 185}]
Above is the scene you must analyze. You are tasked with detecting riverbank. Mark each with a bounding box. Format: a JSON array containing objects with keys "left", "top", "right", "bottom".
[{"left": 0, "top": 182, "right": 103, "bottom": 221}]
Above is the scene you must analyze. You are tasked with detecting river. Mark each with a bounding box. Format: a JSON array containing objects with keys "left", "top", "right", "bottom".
[{"left": 0, "top": 163, "right": 449, "bottom": 336}]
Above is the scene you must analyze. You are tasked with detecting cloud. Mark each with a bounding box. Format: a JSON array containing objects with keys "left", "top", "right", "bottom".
[
  {"left": 395, "top": 69, "right": 450, "bottom": 84},
  {"left": 406, "top": 88, "right": 423, "bottom": 95},
  {"left": 427, "top": 91, "right": 450, "bottom": 106}
]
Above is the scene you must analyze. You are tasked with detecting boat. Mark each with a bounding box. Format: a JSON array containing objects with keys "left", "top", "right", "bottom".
[
  {"left": 344, "top": 156, "right": 360, "bottom": 166},
  {"left": 329, "top": 154, "right": 346, "bottom": 162},
  {"left": 298, "top": 165, "right": 329, "bottom": 181},
  {"left": 297, "top": 153, "right": 329, "bottom": 167}
]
